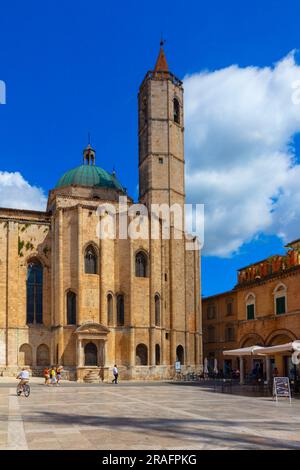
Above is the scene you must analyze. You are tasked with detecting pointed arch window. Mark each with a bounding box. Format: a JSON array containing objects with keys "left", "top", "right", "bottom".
[
  {"left": 176, "top": 345, "right": 184, "bottom": 364},
  {"left": 107, "top": 293, "right": 113, "bottom": 326},
  {"left": 67, "top": 291, "right": 76, "bottom": 325},
  {"left": 155, "top": 294, "right": 161, "bottom": 326},
  {"left": 135, "top": 251, "right": 148, "bottom": 277},
  {"left": 26, "top": 260, "right": 43, "bottom": 324},
  {"left": 173, "top": 98, "right": 180, "bottom": 124},
  {"left": 84, "top": 245, "right": 97, "bottom": 274},
  {"left": 117, "top": 294, "right": 125, "bottom": 326}
]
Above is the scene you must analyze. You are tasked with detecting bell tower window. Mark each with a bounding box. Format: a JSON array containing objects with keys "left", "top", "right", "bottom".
[{"left": 173, "top": 98, "right": 180, "bottom": 124}]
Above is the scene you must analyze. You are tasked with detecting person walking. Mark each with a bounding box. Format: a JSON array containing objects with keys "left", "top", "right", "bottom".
[
  {"left": 112, "top": 365, "right": 118, "bottom": 384},
  {"left": 50, "top": 366, "right": 57, "bottom": 386},
  {"left": 43, "top": 367, "right": 50, "bottom": 385},
  {"left": 56, "top": 365, "right": 63, "bottom": 386}
]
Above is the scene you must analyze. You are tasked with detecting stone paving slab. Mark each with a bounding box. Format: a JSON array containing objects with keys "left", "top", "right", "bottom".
[{"left": 0, "top": 378, "right": 300, "bottom": 449}]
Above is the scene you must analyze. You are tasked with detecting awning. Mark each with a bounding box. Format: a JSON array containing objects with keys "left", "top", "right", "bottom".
[
  {"left": 223, "top": 345, "right": 263, "bottom": 356},
  {"left": 223, "top": 340, "right": 300, "bottom": 357},
  {"left": 257, "top": 340, "right": 300, "bottom": 355}
]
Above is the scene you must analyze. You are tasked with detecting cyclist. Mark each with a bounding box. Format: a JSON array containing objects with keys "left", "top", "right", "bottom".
[{"left": 16, "top": 367, "right": 30, "bottom": 395}]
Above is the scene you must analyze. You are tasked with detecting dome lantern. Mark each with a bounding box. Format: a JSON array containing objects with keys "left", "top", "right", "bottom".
[{"left": 83, "top": 143, "right": 96, "bottom": 166}]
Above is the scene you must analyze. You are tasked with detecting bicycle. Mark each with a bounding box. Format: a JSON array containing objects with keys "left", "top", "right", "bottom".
[{"left": 16, "top": 382, "right": 30, "bottom": 397}]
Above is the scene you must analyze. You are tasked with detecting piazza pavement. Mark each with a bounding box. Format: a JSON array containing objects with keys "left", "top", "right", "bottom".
[{"left": 0, "top": 377, "right": 299, "bottom": 450}]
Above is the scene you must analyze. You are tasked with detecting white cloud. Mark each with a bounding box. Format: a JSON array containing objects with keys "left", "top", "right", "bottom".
[
  {"left": 0, "top": 171, "right": 47, "bottom": 211},
  {"left": 184, "top": 52, "right": 300, "bottom": 257}
]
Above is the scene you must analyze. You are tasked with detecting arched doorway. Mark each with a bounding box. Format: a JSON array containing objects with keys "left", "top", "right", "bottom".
[
  {"left": 84, "top": 342, "right": 98, "bottom": 366},
  {"left": 136, "top": 344, "right": 148, "bottom": 365},
  {"left": 176, "top": 345, "right": 184, "bottom": 365}
]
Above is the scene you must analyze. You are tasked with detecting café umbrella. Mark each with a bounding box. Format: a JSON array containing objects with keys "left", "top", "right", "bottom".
[{"left": 204, "top": 357, "right": 208, "bottom": 374}]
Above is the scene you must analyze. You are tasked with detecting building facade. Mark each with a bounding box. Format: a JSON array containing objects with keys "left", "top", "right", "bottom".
[
  {"left": 203, "top": 239, "right": 300, "bottom": 377},
  {"left": 202, "top": 291, "right": 238, "bottom": 374},
  {"left": 0, "top": 46, "right": 202, "bottom": 381}
]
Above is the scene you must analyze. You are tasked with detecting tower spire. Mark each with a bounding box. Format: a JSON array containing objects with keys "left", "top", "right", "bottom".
[{"left": 154, "top": 38, "right": 169, "bottom": 73}]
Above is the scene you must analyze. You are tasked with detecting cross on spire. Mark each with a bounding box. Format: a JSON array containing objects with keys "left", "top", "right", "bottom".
[{"left": 160, "top": 33, "right": 166, "bottom": 48}]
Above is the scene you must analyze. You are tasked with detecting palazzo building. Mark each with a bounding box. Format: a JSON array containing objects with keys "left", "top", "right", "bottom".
[
  {"left": 203, "top": 239, "right": 300, "bottom": 377},
  {"left": 0, "top": 45, "right": 202, "bottom": 381}
]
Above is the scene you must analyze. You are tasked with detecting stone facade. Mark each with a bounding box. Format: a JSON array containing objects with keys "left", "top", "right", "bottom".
[
  {"left": 202, "top": 290, "right": 238, "bottom": 373},
  {"left": 203, "top": 239, "right": 300, "bottom": 377},
  {"left": 0, "top": 47, "right": 202, "bottom": 381}
]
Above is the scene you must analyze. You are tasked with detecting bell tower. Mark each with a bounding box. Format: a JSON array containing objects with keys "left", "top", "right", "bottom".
[{"left": 138, "top": 42, "right": 185, "bottom": 210}]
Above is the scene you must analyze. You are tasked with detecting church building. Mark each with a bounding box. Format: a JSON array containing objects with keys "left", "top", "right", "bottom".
[{"left": 0, "top": 45, "right": 202, "bottom": 381}]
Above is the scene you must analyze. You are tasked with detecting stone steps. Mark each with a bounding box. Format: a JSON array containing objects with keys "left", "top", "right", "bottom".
[{"left": 83, "top": 370, "right": 100, "bottom": 383}]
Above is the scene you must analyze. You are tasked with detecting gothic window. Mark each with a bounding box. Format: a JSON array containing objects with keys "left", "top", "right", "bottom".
[
  {"left": 135, "top": 251, "right": 148, "bottom": 277},
  {"left": 84, "top": 245, "right": 97, "bottom": 274},
  {"left": 107, "top": 293, "right": 113, "bottom": 326},
  {"left": 246, "top": 293, "right": 255, "bottom": 320},
  {"left": 67, "top": 291, "right": 76, "bottom": 325},
  {"left": 155, "top": 294, "right": 161, "bottom": 326},
  {"left": 117, "top": 294, "right": 125, "bottom": 326},
  {"left": 274, "top": 284, "right": 287, "bottom": 315},
  {"left": 26, "top": 260, "right": 43, "bottom": 324},
  {"left": 173, "top": 98, "right": 180, "bottom": 124},
  {"left": 136, "top": 344, "right": 148, "bottom": 365}
]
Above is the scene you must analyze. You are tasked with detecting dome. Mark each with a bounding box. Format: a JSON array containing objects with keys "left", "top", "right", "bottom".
[{"left": 55, "top": 164, "right": 125, "bottom": 191}]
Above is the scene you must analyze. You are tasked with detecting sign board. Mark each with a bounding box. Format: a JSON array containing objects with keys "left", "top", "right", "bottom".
[
  {"left": 273, "top": 377, "right": 291, "bottom": 403},
  {"left": 175, "top": 361, "right": 181, "bottom": 372}
]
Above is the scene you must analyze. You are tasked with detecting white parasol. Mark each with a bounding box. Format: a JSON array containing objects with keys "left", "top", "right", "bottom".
[{"left": 204, "top": 357, "right": 209, "bottom": 374}]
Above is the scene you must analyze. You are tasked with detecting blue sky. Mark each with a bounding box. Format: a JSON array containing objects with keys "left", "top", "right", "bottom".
[{"left": 1, "top": 0, "right": 300, "bottom": 297}]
